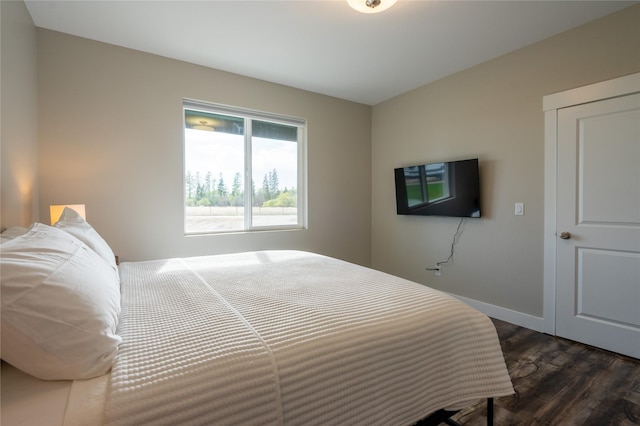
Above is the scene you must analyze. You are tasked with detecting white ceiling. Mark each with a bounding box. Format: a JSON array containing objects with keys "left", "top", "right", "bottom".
[{"left": 24, "top": 0, "right": 636, "bottom": 105}]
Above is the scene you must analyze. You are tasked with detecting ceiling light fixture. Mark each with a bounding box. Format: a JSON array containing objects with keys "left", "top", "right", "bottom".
[
  {"left": 347, "top": 0, "right": 398, "bottom": 14},
  {"left": 193, "top": 120, "right": 214, "bottom": 132}
]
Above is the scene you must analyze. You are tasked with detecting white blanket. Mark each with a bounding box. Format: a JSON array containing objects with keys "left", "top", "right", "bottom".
[{"left": 105, "top": 250, "right": 513, "bottom": 425}]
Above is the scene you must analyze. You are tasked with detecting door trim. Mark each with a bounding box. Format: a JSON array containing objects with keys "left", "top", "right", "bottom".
[{"left": 542, "top": 72, "right": 640, "bottom": 336}]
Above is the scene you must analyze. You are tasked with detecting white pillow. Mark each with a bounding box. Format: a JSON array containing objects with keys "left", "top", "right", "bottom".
[
  {"left": 54, "top": 207, "right": 117, "bottom": 270},
  {"left": 0, "top": 226, "right": 28, "bottom": 244},
  {"left": 1, "top": 223, "right": 121, "bottom": 380}
]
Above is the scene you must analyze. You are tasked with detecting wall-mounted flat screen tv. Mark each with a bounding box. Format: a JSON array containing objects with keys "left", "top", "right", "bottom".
[{"left": 394, "top": 158, "right": 481, "bottom": 218}]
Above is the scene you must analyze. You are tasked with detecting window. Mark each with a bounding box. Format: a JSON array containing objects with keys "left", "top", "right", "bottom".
[
  {"left": 183, "top": 100, "right": 306, "bottom": 234},
  {"left": 404, "top": 162, "right": 452, "bottom": 207},
  {"left": 425, "top": 162, "right": 451, "bottom": 202}
]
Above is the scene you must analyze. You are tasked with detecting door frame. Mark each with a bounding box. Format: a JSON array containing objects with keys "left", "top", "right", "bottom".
[{"left": 542, "top": 72, "right": 640, "bottom": 335}]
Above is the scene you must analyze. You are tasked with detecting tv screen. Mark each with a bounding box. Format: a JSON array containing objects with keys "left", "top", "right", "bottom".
[{"left": 394, "top": 158, "right": 481, "bottom": 218}]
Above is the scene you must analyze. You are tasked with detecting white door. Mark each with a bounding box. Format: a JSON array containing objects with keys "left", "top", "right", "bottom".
[{"left": 556, "top": 92, "right": 640, "bottom": 358}]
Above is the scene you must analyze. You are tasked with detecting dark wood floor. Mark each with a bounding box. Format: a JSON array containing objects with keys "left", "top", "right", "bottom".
[{"left": 449, "top": 318, "right": 640, "bottom": 426}]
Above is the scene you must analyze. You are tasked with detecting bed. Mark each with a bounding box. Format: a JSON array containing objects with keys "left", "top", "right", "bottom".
[{"left": 1, "top": 209, "right": 513, "bottom": 425}]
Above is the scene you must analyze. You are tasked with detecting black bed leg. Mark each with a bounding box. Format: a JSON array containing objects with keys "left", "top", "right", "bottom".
[{"left": 487, "top": 398, "right": 494, "bottom": 426}]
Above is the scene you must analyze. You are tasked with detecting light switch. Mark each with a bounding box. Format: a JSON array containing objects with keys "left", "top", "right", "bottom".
[{"left": 515, "top": 202, "right": 524, "bottom": 216}]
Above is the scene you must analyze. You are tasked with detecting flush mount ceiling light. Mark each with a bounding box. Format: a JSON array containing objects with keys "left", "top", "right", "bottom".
[
  {"left": 347, "top": 0, "right": 398, "bottom": 14},
  {"left": 192, "top": 120, "right": 214, "bottom": 132}
]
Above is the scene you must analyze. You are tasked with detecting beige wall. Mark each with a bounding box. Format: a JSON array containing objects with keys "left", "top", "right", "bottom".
[
  {"left": 371, "top": 5, "right": 640, "bottom": 318},
  {"left": 6, "top": 1, "right": 639, "bottom": 321},
  {"left": 1, "top": 0, "right": 39, "bottom": 229},
  {"left": 37, "top": 30, "right": 372, "bottom": 264}
]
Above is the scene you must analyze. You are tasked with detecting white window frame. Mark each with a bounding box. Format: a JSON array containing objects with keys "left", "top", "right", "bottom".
[{"left": 183, "top": 99, "right": 307, "bottom": 235}]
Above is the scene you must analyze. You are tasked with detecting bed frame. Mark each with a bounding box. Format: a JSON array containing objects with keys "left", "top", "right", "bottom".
[{"left": 415, "top": 398, "right": 494, "bottom": 426}]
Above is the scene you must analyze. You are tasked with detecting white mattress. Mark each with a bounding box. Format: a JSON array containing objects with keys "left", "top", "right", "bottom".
[
  {"left": 1, "top": 362, "right": 71, "bottom": 425},
  {"left": 0, "top": 362, "right": 107, "bottom": 426},
  {"left": 105, "top": 250, "right": 513, "bottom": 425}
]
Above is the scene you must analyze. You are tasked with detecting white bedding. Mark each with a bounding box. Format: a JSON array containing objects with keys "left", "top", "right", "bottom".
[{"left": 105, "top": 250, "right": 513, "bottom": 425}]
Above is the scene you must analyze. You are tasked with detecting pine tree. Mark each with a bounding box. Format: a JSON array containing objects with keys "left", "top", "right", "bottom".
[
  {"left": 185, "top": 171, "right": 194, "bottom": 199},
  {"left": 205, "top": 172, "right": 213, "bottom": 199},
  {"left": 262, "top": 173, "right": 271, "bottom": 200},
  {"left": 269, "top": 169, "right": 280, "bottom": 197},
  {"left": 195, "top": 172, "right": 203, "bottom": 201},
  {"left": 232, "top": 172, "right": 242, "bottom": 196},
  {"left": 217, "top": 173, "right": 228, "bottom": 204}
]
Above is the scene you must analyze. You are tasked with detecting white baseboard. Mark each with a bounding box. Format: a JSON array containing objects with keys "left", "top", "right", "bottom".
[{"left": 449, "top": 293, "right": 546, "bottom": 333}]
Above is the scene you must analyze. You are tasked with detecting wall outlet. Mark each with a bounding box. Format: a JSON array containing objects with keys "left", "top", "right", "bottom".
[{"left": 434, "top": 266, "right": 441, "bottom": 276}]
